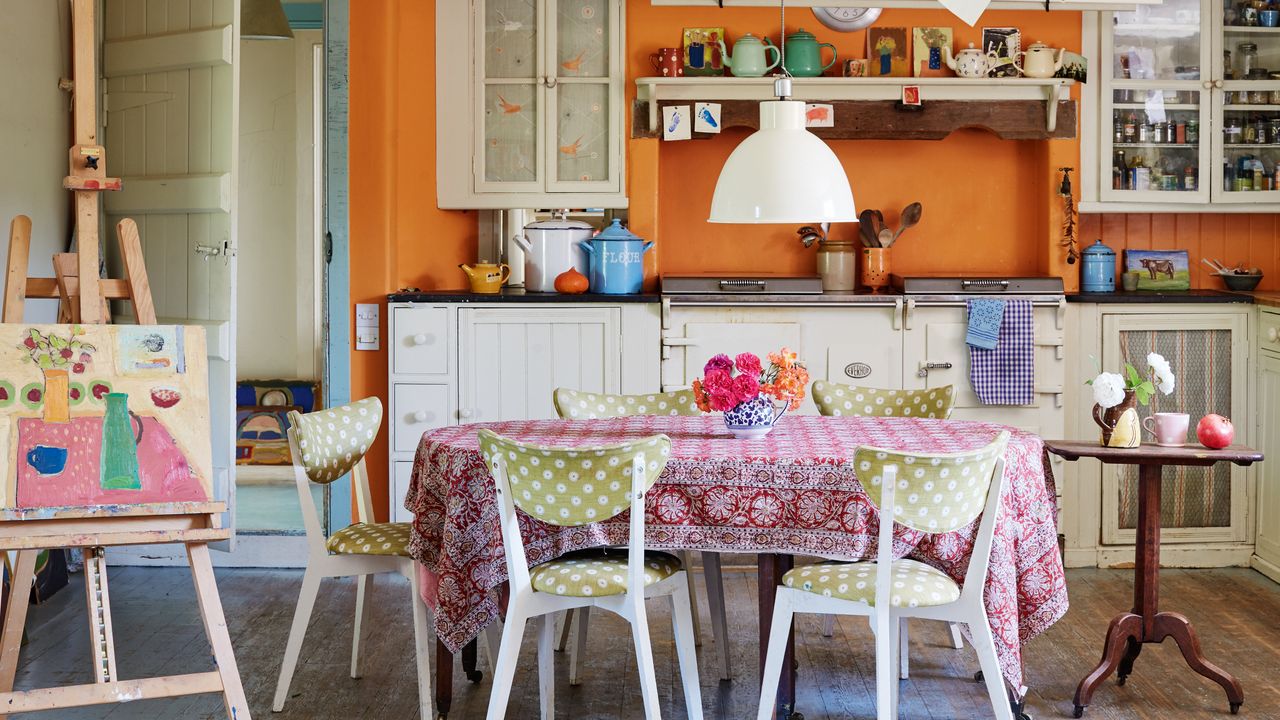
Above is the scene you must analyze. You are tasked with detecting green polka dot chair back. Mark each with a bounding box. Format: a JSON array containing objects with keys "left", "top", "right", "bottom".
[
  {"left": 552, "top": 388, "right": 702, "bottom": 419},
  {"left": 478, "top": 429, "right": 672, "bottom": 526},
  {"left": 856, "top": 431, "right": 1009, "bottom": 533},
  {"left": 287, "top": 397, "right": 383, "bottom": 484},
  {"left": 812, "top": 381, "right": 956, "bottom": 419}
]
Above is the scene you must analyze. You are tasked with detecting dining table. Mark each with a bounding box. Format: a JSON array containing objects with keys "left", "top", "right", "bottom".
[{"left": 405, "top": 414, "right": 1067, "bottom": 719}]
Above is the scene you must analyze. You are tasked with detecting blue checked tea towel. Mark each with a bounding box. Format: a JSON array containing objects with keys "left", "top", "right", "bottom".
[
  {"left": 968, "top": 298, "right": 1034, "bottom": 405},
  {"left": 965, "top": 298, "right": 1006, "bottom": 350}
]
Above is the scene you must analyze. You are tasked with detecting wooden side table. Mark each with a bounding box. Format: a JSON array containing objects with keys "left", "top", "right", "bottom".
[{"left": 1044, "top": 441, "right": 1263, "bottom": 718}]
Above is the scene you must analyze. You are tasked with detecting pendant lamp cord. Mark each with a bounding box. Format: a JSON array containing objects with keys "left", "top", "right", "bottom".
[{"left": 775, "top": 0, "right": 793, "bottom": 100}]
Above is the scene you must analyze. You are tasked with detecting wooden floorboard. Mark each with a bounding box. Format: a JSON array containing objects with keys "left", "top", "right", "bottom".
[{"left": 10, "top": 565, "right": 1280, "bottom": 719}]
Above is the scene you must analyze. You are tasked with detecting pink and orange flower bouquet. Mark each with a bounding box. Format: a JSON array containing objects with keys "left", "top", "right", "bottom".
[{"left": 692, "top": 348, "right": 809, "bottom": 438}]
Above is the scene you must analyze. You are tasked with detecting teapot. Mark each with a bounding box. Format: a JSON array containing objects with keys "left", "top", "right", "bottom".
[
  {"left": 717, "top": 33, "right": 781, "bottom": 78},
  {"left": 1016, "top": 42, "right": 1067, "bottom": 79},
  {"left": 778, "top": 28, "right": 837, "bottom": 77},
  {"left": 458, "top": 262, "right": 510, "bottom": 294},
  {"left": 943, "top": 42, "right": 999, "bottom": 79}
]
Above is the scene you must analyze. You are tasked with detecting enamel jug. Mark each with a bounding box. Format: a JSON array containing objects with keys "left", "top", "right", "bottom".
[
  {"left": 717, "top": 33, "right": 781, "bottom": 78},
  {"left": 1080, "top": 239, "right": 1116, "bottom": 293},
  {"left": 1016, "top": 42, "right": 1067, "bottom": 79},
  {"left": 458, "top": 262, "right": 511, "bottom": 294},
  {"left": 943, "top": 43, "right": 999, "bottom": 79},
  {"left": 578, "top": 219, "right": 654, "bottom": 295},
  {"left": 778, "top": 28, "right": 837, "bottom": 77}
]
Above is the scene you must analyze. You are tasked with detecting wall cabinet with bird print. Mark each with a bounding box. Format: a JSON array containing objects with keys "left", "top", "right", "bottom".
[{"left": 438, "top": 0, "right": 627, "bottom": 208}]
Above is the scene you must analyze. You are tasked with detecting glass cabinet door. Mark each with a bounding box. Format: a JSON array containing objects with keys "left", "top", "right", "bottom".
[
  {"left": 1101, "top": 0, "right": 1213, "bottom": 203},
  {"left": 1216, "top": 9, "right": 1280, "bottom": 202},
  {"left": 546, "top": 0, "right": 621, "bottom": 193},
  {"left": 477, "top": 0, "right": 544, "bottom": 192}
]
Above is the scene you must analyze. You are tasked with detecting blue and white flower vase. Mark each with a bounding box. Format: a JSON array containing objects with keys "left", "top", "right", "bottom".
[{"left": 722, "top": 394, "right": 787, "bottom": 439}]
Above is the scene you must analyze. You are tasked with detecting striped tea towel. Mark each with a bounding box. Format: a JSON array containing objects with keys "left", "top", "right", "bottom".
[
  {"left": 965, "top": 298, "right": 1006, "bottom": 350},
  {"left": 968, "top": 298, "right": 1034, "bottom": 405}
]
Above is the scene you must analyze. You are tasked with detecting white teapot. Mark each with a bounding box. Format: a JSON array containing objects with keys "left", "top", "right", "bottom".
[
  {"left": 1016, "top": 42, "right": 1066, "bottom": 79},
  {"left": 943, "top": 43, "right": 999, "bottom": 79}
]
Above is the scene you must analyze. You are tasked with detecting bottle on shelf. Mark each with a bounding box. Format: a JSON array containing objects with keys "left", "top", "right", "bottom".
[{"left": 1124, "top": 113, "right": 1138, "bottom": 143}]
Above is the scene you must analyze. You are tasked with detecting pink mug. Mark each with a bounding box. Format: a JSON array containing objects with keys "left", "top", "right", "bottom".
[{"left": 1143, "top": 412, "right": 1190, "bottom": 447}]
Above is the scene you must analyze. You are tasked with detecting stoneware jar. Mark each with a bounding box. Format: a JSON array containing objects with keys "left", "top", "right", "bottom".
[
  {"left": 861, "top": 248, "right": 891, "bottom": 292},
  {"left": 1093, "top": 389, "right": 1141, "bottom": 448},
  {"left": 816, "top": 240, "right": 857, "bottom": 291}
]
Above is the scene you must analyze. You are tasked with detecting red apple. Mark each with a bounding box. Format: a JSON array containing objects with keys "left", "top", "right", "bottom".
[{"left": 1196, "top": 414, "right": 1235, "bottom": 450}]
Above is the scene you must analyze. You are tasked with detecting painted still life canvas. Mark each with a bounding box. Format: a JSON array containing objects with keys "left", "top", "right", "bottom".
[
  {"left": 912, "top": 27, "right": 953, "bottom": 77},
  {"left": 1125, "top": 250, "right": 1192, "bottom": 291},
  {"left": 867, "top": 27, "right": 910, "bottom": 77},
  {"left": 0, "top": 324, "right": 211, "bottom": 509}
]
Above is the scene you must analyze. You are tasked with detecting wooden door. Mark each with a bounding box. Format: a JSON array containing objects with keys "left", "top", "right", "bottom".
[
  {"left": 458, "top": 307, "right": 621, "bottom": 422},
  {"left": 1253, "top": 351, "right": 1280, "bottom": 575},
  {"left": 102, "top": 0, "right": 240, "bottom": 541}
]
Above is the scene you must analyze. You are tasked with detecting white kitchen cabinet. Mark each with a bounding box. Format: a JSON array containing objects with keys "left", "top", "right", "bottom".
[
  {"left": 1252, "top": 310, "right": 1280, "bottom": 581},
  {"left": 436, "top": 0, "right": 627, "bottom": 209},
  {"left": 387, "top": 301, "right": 660, "bottom": 519}
]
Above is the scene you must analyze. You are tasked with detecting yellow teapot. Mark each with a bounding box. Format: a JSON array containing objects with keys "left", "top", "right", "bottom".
[{"left": 459, "top": 263, "right": 510, "bottom": 294}]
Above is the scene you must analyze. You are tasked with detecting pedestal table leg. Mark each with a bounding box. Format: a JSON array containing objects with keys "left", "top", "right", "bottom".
[{"left": 758, "top": 553, "right": 796, "bottom": 720}]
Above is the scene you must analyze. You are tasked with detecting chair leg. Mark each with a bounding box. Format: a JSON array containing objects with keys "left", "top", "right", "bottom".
[
  {"left": 890, "top": 616, "right": 902, "bottom": 717},
  {"left": 948, "top": 621, "right": 965, "bottom": 650},
  {"left": 899, "top": 618, "right": 910, "bottom": 680},
  {"left": 700, "top": 551, "right": 731, "bottom": 681},
  {"left": 273, "top": 566, "right": 323, "bottom": 712},
  {"left": 678, "top": 550, "right": 702, "bottom": 647},
  {"left": 670, "top": 576, "right": 705, "bottom": 720},
  {"left": 874, "top": 609, "right": 895, "bottom": 720},
  {"left": 485, "top": 609, "right": 528, "bottom": 720},
  {"left": 556, "top": 609, "right": 573, "bottom": 652},
  {"left": 408, "top": 568, "right": 435, "bottom": 720},
  {"left": 970, "top": 612, "right": 1015, "bottom": 720},
  {"left": 630, "top": 597, "right": 663, "bottom": 720},
  {"left": 537, "top": 614, "right": 556, "bottom": 720},
  {"left": 821, "top": 614, "right": 836, "bottom": 638},
  {"left": 483, "top": 619, "right": 503, "bottom": 673},
  {"left": 351, "top": 574, "right": 374, "bottom": 679},
  {"left": 754, "top": 589, "right": 794, "bottom": 720},
  {"left": 568, "top": 605, "right": 590, "bottom": 686}
]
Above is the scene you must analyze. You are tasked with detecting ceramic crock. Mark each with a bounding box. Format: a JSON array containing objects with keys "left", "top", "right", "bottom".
[
  {"left": 515, "top": 215, "right": 593, "bottom": 293},
  {"left": 722, "top": 394, "right": 787, "bottom": 439},
  {"left": 1093, "top": 389, "right": 1140, "bottom": 448},
  {"left": 1081, "top": 239, "right": 1117, "bottom": 293},
  {"left": 579, "top": 219, "right": 654, "bottom": 295},
  {"left": 779, "top": 29, "right": 837, "bottom": 77},
  {"left": 718, "top": 33, "right": 781, "bottom": 77}
]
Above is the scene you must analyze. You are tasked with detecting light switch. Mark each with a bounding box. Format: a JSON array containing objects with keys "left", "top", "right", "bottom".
[{"left": 355, "top": 303, "right": 380, "bottom": 351}]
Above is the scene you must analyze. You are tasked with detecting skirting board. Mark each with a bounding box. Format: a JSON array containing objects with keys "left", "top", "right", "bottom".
[{"left": 1252, "top": 554, "right": 1280, "bottom": 585}]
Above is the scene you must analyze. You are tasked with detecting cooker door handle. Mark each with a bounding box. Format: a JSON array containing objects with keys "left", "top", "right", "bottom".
[{"left": 916, "top": 361, "right": 953, "bottom": 378}]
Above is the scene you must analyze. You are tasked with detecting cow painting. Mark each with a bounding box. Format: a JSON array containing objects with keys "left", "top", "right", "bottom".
[
  {"left": 1140, "top": 258, "right": 1176, "bottom": 280},
  {"left": 1125, "top": 250, "right": 1190, "bottom": 290}
]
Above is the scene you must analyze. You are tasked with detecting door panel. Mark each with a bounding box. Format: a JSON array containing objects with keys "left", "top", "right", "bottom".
[{"left": 681, "top": 323, "right": 802, "bottom": 386}]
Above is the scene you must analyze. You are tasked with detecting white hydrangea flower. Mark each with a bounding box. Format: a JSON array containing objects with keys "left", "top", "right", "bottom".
[
  {"left": 1147, "top": 352, "right": 1175, "bottom": 395},
  {"left": 1092, "top": 371, "right": 1127, "bottom": 409}
]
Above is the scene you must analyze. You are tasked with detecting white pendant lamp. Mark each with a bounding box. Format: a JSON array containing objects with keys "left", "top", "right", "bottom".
[
  {"left": 242, "top": 0, "right": 293, "bottom": 40},
  {"left": 708, "top": 1, "right": 856, "bottom": 224}
]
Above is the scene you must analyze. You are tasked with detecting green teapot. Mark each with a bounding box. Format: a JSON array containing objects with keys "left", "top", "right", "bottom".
[
  {"left": 778, "top": 28, "right": 837, "bottom": 77},
  {"left": 717, "top": 33, "right": 782, "bottom": 78}
]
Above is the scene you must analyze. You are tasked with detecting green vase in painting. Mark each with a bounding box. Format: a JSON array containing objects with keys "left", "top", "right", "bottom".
[{"left": 100, "top": 393, "right": 142, "bottom": 490}]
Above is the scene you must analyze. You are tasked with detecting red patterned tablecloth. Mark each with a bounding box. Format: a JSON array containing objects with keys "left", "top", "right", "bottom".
[{"left": 406, "top": 415, "right": 1066, "bottom": 688}]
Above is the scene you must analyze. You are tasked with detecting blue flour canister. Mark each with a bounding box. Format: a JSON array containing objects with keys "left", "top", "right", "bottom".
[
  {"left": 1081, "top": 239, "right": 1117, "bottom": 293},
  {"left": 579, "top": 219, "right": 654, "bottom": 294}
]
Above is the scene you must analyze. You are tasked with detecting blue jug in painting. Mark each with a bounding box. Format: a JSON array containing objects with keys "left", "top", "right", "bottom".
[
  {"left": 100, "top": 393, "right": 143, "bottom": 490},
  {"left": 1081, "top": 239, "right": 1117, "bottom": 293}
]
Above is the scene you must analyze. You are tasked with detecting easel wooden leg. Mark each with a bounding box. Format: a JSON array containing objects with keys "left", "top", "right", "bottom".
[
  {"left": 82, "top": 547, "right": 117, "bottom": 683},
  {"left": 0, "top": 550, "right": 37, "bottom": 694},
  {"left": 186, "top": 542, "right": 251, "bottom": 720}
]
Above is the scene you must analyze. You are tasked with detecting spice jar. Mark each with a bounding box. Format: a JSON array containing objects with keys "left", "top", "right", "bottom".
[
  {"left": 1271, "top": 118, "right": 1280, "bottom": 144},
  {"left": 1239, "top": 43, "right": 1258, "bottom": 77},
  {"left": 1226, "top": 117, "right": 1244, "bottom": 144},
  {"left": 1247, "top": 68, "right": 1270, "bottom": 104},
  {"left": 1244, "top": 118, "right": 1259, "bottom": 144},
  {"left": 1187, "top": 119, "right": 1200, "bottom": 143},
  {"left": 1270, "top": 72, "right": 1280, "bottom": 103}
]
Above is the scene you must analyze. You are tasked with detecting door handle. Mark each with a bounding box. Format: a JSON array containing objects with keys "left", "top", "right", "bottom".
[
  {"left": 194, "top": 244, "right": 221, "bottom": 259},
  {"left": 916, "top": 361, "right": 952, "bottom": 378}
]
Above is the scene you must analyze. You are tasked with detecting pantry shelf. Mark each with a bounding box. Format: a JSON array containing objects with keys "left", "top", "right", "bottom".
[{"left": 634, "top": 76, "right": 1076, "bottom": 139}]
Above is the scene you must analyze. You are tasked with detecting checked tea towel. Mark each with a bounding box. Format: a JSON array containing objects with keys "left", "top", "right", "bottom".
[{"left": 968, "top": 298, "right": 1034, "bottom": 405}]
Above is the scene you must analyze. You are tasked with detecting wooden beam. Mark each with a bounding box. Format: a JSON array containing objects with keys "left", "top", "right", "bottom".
[
  {"left": 4, "top": 216, "right": 31, "bottom": 323},
  {"left": 75, "top": 192, "right": 101, "bottom": 323},
  {"left": 103, "top": 26, "right": 233, "bottom": 77},
  {"left": 105, "top": 173, "right": 231, "bottom": 214},
  {"left": 117, "top": 219, "right": 157, "bottom": 324},
  {"left": 24, "top": 278, "right": 132, "bottom": 300},
  {"left": 70, "top": 0, "right": 97, "bottom": 146},
  {"left": 632, "top": 99, "right": 1078, "bottom": 141},
  {"left": 0, "top": 672, "right": 224, "bottom": 713}
]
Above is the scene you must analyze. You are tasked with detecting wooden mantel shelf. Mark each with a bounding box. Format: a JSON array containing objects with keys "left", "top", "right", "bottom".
[{"left": 634, "top": 76, "right": 1076, "bottom": 140}]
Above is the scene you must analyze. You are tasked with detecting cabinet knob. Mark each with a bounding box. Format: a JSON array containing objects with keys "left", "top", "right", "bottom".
[
  {"left": 412, "top": 333, "right": 430, "bottom": 346},
  {"left": 1202, "top": 80, "right": 1214, "bottom": 90},
  {"left": 459, "top": 408, "right": 474, "bottom": 419},
  {"left": 1269, "top": 327, "right": 1278, "bottom": 343},
  {"left": 413, "top": 410, "right": 431, "bottom": 423},
  {"left": 1214, "top": 79, "right": 1224, "bottom": 89}
]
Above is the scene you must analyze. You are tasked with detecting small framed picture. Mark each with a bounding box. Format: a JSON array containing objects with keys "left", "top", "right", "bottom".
[
  {"left": 842, "top": 58, "right": 869, "bottom": 78},
  {"left": 805, "top": 103, "right": 835, "bottom": 127},
  {"left": 981, "top": 27, "right": 1021, "bottom": 77},
  {"left": 1125, "top": 250, "right": 1191, "bottom": 291},
  {"left": 901, "top": 86, "right": 921, "bottom": 106},
  {"left": 694, "top": 102, "right": 721, "bottom": 134},
  {"left": 912, "top": 27, "right": 953, "bottom": 77},
  {"left": 663, "top": 105, "right": 691, "bottom": 141},
  {"left": 867, "top": 26, "right": 910, "bottom": 77},
  {"left": 682, "top": 27, "right": 726, "bottom": 77}
]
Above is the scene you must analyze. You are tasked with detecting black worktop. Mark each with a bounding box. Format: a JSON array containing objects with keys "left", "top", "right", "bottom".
[
  {"left": 387, "top": 288, "right": 661, "bottom": 303},
  {"left": 1067, "top": 290, "right": 1254, "bottom": 304}
]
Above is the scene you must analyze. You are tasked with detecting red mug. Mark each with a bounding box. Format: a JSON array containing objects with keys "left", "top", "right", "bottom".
[{"left": 650, "top": 47, "right": 684, "bottom": 77}]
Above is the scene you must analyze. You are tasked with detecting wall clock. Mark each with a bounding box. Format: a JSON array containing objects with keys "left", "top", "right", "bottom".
[{"left": 811, "top": 7, "right": 882, "bottom": 31}]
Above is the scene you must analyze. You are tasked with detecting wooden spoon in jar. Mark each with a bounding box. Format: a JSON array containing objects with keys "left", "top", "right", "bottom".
[{"left": 887, "top": 202, "right": 922, "bottom": 248}]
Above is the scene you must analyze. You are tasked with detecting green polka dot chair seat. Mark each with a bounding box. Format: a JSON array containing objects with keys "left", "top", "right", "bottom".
[
  {"left": 858, "top": 431, "right": 1010, "bottom": 533},
  {"left": 477, "top": 429, "right": 672, "bottom": 526},
  {"left": 553, "top": 388, "right": 702, "bottom": 420},
  {"left": 288, "top": 397, "right": 383, "bottom": 484},
  {"left": 325, "top": 521, "right": 412, "bottom": 556},
  {"left": 783, "top": 558, "right": 961, "bottom": 608},
  {"left": 811, "top": 381, "right": 956, "bottom": 419},
  {"left": 529, "top": 550, "right": 683, "bottom": 597}
]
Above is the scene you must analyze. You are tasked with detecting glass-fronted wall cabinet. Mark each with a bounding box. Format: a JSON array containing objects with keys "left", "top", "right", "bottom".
[
  {"left": 1083, "top": 0, "right": 1280, "bottom": 210},
  {"left": 437, "top": 0, "right": 627, "bottom": 209}
]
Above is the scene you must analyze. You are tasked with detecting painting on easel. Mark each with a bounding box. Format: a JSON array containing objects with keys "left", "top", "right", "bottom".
[{"left": 0, "top": 324, "right": 211, "bottom": 509}]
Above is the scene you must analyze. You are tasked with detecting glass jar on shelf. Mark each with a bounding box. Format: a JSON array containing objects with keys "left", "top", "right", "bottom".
[
  {"left": 1238, "top": 43, "right": 1258, "bottom": 77},
  {"left": 1226, "top": 117, "right": 1244, "bottom": 144}
]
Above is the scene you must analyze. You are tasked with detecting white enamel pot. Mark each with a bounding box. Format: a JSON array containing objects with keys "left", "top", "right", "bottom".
[{"left": 515, "top": 217, "right": 593, "bottom": 293}]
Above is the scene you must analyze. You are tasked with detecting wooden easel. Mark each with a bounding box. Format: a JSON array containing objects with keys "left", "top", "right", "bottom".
[{"left": 0, "top": 2, "right": 250, "bottom": 718}]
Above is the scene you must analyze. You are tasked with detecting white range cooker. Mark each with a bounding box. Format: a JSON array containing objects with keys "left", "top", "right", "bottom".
[{"left": 659, "top": 274, "right": 1067, "bottom": 440}]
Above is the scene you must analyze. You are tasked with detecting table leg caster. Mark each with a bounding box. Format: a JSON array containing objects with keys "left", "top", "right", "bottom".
[
  {"left": 465, "top": 668, "right": 483, "bottom": 683},
  {"left": 1230, "top": 702, "right": 1242, "bottom": 714},
  {"left": 974, "top": 670, "right": 984, "bottom": 683},
  {"left": 1073, "top": 704, "right": 1086, "bottom": 718},
  {"left": 1117, "top": 674, "right": 1127, "bottom": 686}
]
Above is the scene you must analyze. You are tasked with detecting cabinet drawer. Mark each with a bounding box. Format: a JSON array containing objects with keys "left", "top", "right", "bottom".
[
  {"left": 392, "top": 384, "right": 450, "bottom": 454},
  {"left": 393, "top": 307, "right": 449, "bottom": 375},
  {"left": 392, "top": 461, "right": 413, "bottom": 523},
  {"left": 1261, "top": 310, "right": 1280, "bottom": 352}
]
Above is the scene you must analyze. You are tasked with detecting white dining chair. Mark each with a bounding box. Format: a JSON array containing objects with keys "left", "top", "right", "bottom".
[
  {"left": 480, "top": 429, "right": 703, "bottom": 720},
  {"left": 552, "top": 387, "right": 732, "bottom": 681},
  {"left": 757, "top": 432, "right": 1014, "bottom": 720}
]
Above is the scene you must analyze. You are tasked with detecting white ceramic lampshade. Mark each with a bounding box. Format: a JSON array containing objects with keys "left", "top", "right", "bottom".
[{"left": 708, "top": 100, "right": 857, "bottom": 224}]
